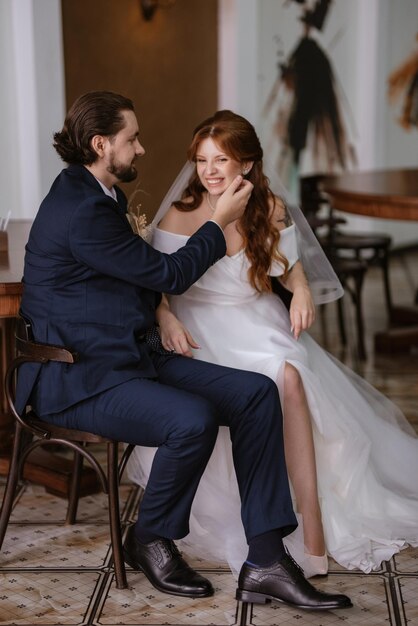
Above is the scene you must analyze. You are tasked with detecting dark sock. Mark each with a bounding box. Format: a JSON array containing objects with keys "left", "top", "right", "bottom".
[
  {"left": 247, "top": 529, "right": 286, "bottom": 567},
  {"left": 134, "top": 523, "right": 161, "bottom": 545}
]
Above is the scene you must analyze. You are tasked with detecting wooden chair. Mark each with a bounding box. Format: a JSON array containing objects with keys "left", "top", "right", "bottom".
[
  {"left": 300, "top": 174, "right": 392, "bottom": 359},
  {"left": 300, "top": 174, "right": 393, "bottom": 316},
  {"left": 330, "top": 256, "right": 368, "bottom": 360},
  {"left": 272, "top": 258, "right": 367, "bottom": 360},
  {"left": 0, "top": 317, "right": 135, "bottom": 589}
]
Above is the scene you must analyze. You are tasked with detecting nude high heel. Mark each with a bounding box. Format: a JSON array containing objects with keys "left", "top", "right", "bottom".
[{"left": 303, "top": 553, "right": 329, "bottom": 578}]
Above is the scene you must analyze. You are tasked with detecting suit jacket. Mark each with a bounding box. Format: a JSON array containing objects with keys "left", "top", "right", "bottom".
[{"left": 17, "top": 164, "right": 226, "bottom": 415}]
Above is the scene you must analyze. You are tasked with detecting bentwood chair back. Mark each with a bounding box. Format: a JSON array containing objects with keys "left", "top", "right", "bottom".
[
  {"left": 299, "top": 174, "right": 392, "bottom": 359},
  {"left": 300, "top": 174, "right": 393, "bottom": 317},
  {"left": 0, "top": 317, "right": 135, "bottom": 589}
]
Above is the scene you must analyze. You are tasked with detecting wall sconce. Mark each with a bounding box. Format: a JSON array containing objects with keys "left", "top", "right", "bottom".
[{"left": 140, "top": 0, "right": 176, "bottom": 21}]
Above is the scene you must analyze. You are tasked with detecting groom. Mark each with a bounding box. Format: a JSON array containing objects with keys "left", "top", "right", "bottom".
[{"left": 18, "top": 91, "right": 351, "bottom": 611}]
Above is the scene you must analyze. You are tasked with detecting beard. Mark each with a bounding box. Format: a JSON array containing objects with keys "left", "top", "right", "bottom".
[{"left": 107, "top": 154, "right": 138, "bottom": 183}]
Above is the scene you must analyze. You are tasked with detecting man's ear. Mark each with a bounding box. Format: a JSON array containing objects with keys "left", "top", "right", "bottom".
[{"left": 90, "top": 134, "right": 107, "bottom": 158}]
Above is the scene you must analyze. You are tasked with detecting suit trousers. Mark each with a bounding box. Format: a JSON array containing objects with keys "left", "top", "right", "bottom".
[{"left": 42, "top": 353, "right": 297, "bottom": 542}]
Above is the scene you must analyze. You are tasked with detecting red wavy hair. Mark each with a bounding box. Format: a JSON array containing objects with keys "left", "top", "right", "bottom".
[{"left": 174, "top": 110, "right": 289, "bottom": 292}]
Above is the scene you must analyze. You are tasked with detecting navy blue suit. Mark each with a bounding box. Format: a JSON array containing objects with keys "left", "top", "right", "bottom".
[{"left": 19, "top": 164, "right": 297, "bottom": 542}]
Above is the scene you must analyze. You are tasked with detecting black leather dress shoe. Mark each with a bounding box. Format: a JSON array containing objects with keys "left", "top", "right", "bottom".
[
  {"left": 123, "top": 526, "right": 214, "bottom": 598},
  {"left": 236, "top": 554, "right": 352, "bottom": 610}
]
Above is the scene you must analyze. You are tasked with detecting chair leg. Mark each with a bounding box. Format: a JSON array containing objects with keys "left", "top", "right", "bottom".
[
  {"left": 107, "top": 442, "right": 127, "bottom": 589},
  {"left": 0, "top": 423, "right": 24, "bottom": 550},
  {"left": 318, "top": 304, "right": 328, "bottom": 346},
  {"left": 118, "top": 444, "right": 135, "bottom": 483},
  {"left": 337, "top": 295, "right": 347, "bottom": 347},
  {"left": 380, "top": 248, "right": 393, "bottom": 321},
  {"left": 239, "top": 601, "right": 250, "bottom": 626},
  {"left": 352, "top": 272, "right": 367, "bottom": 360},
  {"left": 65, "top": 447, "right": 85, "bottom": 525}
]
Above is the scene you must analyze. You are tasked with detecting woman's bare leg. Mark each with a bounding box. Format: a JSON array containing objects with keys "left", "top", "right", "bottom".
[{"left": 282, "top": 363, "right": 325, "bottom": 556}]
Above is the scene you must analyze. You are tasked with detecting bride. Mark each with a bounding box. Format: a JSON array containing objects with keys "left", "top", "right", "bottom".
[{"left": 128, "top": 109, "right": 418, "bottom": 578}]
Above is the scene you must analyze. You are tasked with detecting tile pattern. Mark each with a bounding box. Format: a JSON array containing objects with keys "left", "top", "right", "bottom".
[
  {"left": 1, "top": 255, "right": 418, "bottom": 625},
  {"left": 97, "top": 572, "right": 239, "bottom": 625},
  {"left": 0, "top": 571, "right": 102, "bottom": 625}
]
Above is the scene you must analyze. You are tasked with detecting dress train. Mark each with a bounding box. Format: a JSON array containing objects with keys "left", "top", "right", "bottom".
[{"left": 127, "top": 227, "right": 418, "bottom": 577}]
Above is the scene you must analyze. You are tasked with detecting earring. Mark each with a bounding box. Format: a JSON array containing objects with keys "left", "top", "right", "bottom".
[{"left": 242, "top": 167, "right": 249, "bottom": 175}]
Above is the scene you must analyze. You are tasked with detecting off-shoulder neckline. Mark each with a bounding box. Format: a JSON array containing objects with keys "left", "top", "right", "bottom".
[
  {"left": 154, "top": 223, "right": 295, "bottom": 238},
  {"left": 154, "top": 224, "right": 295, "bottom": 259}
]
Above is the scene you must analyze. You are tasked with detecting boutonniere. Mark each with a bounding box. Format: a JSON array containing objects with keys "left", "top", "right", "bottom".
[{"left": 127, "top": 194, "right": 153, "bottom": 242}]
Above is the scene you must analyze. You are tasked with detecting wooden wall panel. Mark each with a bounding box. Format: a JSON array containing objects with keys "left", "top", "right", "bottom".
[{"left": 61, "top": 0, "right": 218, "bottom": 218}]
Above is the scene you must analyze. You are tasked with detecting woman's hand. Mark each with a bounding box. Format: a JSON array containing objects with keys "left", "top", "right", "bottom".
[
  {"left": 279, "top": 261, "right": 315, "bottom": 339},
  {"left": 289, "top": 285, "right": 315, "bottom": 339},
  {"left": 156, "top": 296, "right": 199, "bottom": 357}
]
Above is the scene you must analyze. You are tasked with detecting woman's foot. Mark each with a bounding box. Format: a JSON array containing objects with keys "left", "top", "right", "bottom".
[{"left": 303, "top": 552, "right": 328, "bottom": 578}]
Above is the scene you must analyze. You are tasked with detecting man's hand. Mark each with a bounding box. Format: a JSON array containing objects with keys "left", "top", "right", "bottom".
[{"left": 212, "top": 176, "right": 254, "bottom": 229}]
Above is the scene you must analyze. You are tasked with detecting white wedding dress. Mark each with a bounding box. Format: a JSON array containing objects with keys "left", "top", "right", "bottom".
[{"left": 127, "top": 225, "right": 418, "bottom": 577}]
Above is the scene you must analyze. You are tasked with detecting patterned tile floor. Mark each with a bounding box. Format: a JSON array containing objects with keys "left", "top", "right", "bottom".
[{"left": 1, "top": 252, "right": 417, "bottom": 625}]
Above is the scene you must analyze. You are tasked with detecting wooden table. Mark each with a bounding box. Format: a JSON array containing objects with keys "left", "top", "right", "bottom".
[
  {"left": 322, "top": 168, "right": 418, "bottom": 353},
  {"left": 0, "top": 221, "right": 98, "bottom": 497},
  {"left": 0, "top": 221, "right": 31, "bottom": 450},
  {"left": 322, "top": 169, "right": 418, "bottom": 221}
]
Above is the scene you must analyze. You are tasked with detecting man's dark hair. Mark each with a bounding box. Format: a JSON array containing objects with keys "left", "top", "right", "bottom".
[{"left": 53, "top": 91, "right": 135, "bottom": 165}]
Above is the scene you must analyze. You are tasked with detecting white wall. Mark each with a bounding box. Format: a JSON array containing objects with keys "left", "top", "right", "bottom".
[
  {"left": 219, "top": 0, "right": 418, "bottom": 247},
  {"left": 384, "top": 0, "right": 418, "bottom": 168},
  {"left": 2, "top": 0, "right": 417, "bottom": 242},
  {"left": 219, "top": 0, "right": 259, "bottom": 123},
  {"left": 0, "top": 0, "right": 65, "bottom": 220},
  {"left": 0, "top": 0, "right": 19, "bottom": 221}
]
